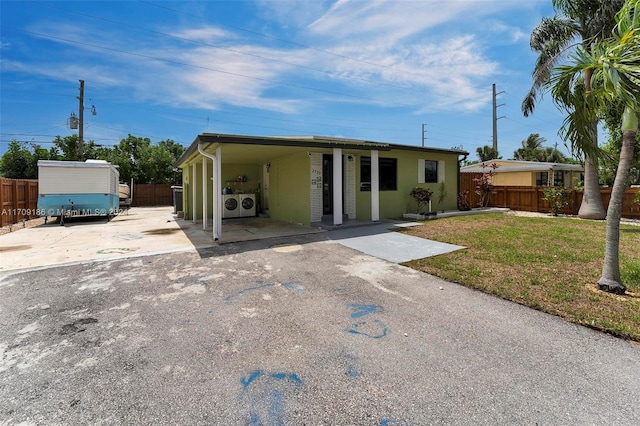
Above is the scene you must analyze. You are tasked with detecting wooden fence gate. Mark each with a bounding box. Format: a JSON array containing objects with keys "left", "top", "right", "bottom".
[
  {"left": 131, "top": 183, "right": 173, "bottom": 207},
  {"left": 0, "top": 178, "right": 39, "bottom": 227}
]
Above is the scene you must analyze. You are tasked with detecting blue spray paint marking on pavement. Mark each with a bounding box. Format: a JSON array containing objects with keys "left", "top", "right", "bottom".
[
  {"left": 346, "top": 304, "right": 388, "bottom": 338},
  {"left": 225, "top": 281, "right": 274, "bottom": 303},
  {"left": 341, "top": 353, "right": 359, "bottom": 378},
  {"left": 281, "top": 281, "right": 304, "bottom": 291},
  {"left": 242, "top": 370, "right": 265, "bottom": 388},
  {"left": 348, "top": 304, "right": 382, "bottom": 318},
  {"left": 348, "top": 319, "right": 388, "bottom": 338},
  {"left": 226, "top": 280, "right": 305, "bottom": 303},
  {"left": 346, "top": 365, "right": 359, "bottom": 378},
  {"left": 379, "top": 419, "right": 407, "bottom": 426},
  {"left": 240, "top": 370, "right": 304, "bottom": 425},
  {"left": 269, "top": 389, "right": 285, "bottom": 425}
]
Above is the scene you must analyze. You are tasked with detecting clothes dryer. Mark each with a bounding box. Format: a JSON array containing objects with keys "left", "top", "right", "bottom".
[
  {"left": 239, "top": 194, "right": 256, "bottom": 217},
  {"left": 223, "top": 194, "right": 240, "bottom": 218}
]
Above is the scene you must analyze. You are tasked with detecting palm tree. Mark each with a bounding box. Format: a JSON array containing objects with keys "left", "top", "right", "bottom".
[
  {"left": 548, "top": 0, "right": 639, "bottom": 294},
  {"left": 476, "top": 145, "right": 499, "bottom": 162},
  {"left": 513, "top": 133, "right": 545, "bottom": 161},
  {"left": 522, "top": 0, "right": 625, "bottom": 220}
]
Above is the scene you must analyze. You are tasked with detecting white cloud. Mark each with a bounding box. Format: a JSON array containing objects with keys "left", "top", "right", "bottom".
[
  {"left": 169, "top": 27, "right": 235, "bottom": 43},
  {"left": 254, "top": 0, "right": 334, "bottom": 29},
  {"left": 487, "top": 21, "right": 529, "bottom": 43},
  {"left": 14, "top": 2, "right": 518, "bottom": 116}
]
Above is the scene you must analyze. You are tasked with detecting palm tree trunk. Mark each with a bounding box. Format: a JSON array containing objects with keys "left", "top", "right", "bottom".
[
  {"left": 579, "top": 153, "right": 607, "bottom": 219},
  {"left": 578, "top": 68, "right": 606, "bottom": 220},
  {"left": 598, "top": 116, "right": 637, "bottom": 294}
]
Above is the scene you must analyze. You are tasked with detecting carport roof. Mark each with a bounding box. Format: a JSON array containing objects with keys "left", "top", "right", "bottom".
[{"left": 175, "top": 133, "right": 468, "bottom": 167}]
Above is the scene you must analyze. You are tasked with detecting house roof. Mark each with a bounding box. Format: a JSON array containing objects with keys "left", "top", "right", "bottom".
[
  {"left": 175, "top": 133, "right": 468, "bottom": 167},
  {"left": 460, "top": 159, "right": 583, "bottom": 174}
]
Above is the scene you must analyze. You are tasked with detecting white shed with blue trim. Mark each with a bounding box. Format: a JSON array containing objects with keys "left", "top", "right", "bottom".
[{"left": 37, "top": 159, "right": 120, "bottom": 219}]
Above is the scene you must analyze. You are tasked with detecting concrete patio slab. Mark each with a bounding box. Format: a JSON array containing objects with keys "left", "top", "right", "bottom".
[{"left": 327, "top": 222, "right": 465, "bottom": 263}]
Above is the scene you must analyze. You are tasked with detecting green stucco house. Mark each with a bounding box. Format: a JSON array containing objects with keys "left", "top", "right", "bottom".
[{"left": 175, "top": 133, "right": 468, "bottom": 240}]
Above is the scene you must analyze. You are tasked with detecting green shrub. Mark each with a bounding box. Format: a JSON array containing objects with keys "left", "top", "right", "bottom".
[
  {"left": 542, "top": 187, "right": 572, "bottom": 216},
  {"left": 410, "top": 187, "right": 433, "bottom": 214}
]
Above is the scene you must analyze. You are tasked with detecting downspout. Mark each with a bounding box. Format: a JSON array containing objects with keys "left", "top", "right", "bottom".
[
  {"left": 202, "top": 157, "right": 207, "bottom": 231},
  {"left": 198, "top": 142, "right": 221, "bottom": 241},
  {"left": 192, "top": 163, "right": 197, "bottom": 224}
]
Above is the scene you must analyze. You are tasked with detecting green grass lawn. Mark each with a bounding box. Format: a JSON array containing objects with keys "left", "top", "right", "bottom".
[{"left": 399, "top": 213, "right": 640, "bottom": 342}]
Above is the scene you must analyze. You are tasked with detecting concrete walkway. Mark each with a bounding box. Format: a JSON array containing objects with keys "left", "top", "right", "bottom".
[{"left": 329, "top": 222, "right": 465, "bottom": 263}]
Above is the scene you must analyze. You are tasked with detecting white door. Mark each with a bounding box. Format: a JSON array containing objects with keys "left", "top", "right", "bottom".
[{"left": 262, "top": 163, "right": 270, "bottom": 211}]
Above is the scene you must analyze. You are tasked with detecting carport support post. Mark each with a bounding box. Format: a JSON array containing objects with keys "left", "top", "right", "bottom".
[
  {"left": 333, "top": 148, "right": 343, "bottom": 226},
  {"left": 215, "top": 147, "right": 222, "bottom": 240},
  {"left": 202, "top": 157, "right": 208, "bottom": 231},
  {"left": 192, "top": 163, "right": 197, "bottom": 224},
  {"left": 371, "top": 150, "right": 380, "bottom": 221}
]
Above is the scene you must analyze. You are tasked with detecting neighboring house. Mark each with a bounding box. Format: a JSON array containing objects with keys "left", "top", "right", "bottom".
[
  {"left": 174, "top": 133, "right": 468, "bottom": 240},
  {"left": 460, "top": 159, "right": 584, "bottom": 187}
]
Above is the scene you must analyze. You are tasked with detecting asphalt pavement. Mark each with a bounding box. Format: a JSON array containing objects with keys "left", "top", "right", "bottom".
[{"left": 1, "top": 231, "right": 639, "bottom": 425}]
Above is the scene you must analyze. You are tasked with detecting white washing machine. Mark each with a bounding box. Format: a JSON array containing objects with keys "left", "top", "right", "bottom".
[
  {"left": 223, "top": 194, "right": 240, "bottom": 218},
  {"left": 239, "top": 194, "right": 256, "bottom": 217}
]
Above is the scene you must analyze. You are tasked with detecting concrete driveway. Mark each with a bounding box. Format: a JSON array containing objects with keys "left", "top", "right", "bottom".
[
  {"left": 0, "top": 207, "right": 326, "bottom": 273},
  {"left": 1, "top": 229, "right": 639, "bottom": 424},
  {"left": 0, "top": 207, "right": 464, "bottom": 273}
]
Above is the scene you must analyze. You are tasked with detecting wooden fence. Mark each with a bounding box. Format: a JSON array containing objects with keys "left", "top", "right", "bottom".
[
  {"left": 460, "top": 173, "right": 640, "bottom": 219},
  {"left": 131, "top": 183, "right": 173, "bottom": 207},
  {"left": 0, "top": 178, "right": 39, "bottom": 227}
]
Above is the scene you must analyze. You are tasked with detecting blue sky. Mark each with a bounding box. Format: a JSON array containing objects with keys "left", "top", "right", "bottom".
[{"left": 1, "top": 0, "right": 577, "bottom": 160}]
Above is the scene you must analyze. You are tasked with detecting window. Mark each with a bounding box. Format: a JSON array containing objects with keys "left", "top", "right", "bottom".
[
  {"left": 553, "top": 170, "right": 565, "bottom": 187},
  {"left": 536, "top": 172, "right": 548, "bottom": 186},
  {"left": 360, "top": 157, "right": 397, "bottom": 191},
  {"left": 418, "top": 159, "right": 444, "bottom": 184},
  {"left": 424, "top": 160, "right": 438, "bottom": 183}
]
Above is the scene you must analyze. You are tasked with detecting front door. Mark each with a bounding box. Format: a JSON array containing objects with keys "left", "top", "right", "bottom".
[{"left": 322, "top": 154, "right": 332, "bottom": 215}]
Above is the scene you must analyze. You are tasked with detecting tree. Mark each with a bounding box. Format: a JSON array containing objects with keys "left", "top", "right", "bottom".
[
  {"left": 51, "top": 134, "right": 100, "bottom": 161},
  {"left": 99, "top": 135, "right": 185, "bottom": 184},
  {"left": 513, "top": 133, "right": 545, "bottom": 161},
  {"left": 0, "top": 141, "right": 34, "bottom": 178},
  {"left": 548, "top": 0, "right": 640, "bottom": 294},
  {"left": 513, "top": 133, "right": 568, "bottom": 162},
  {"left": 476, "top": 145, "right": 499, "bottom": 162},
  {"left": 522, "top": 0, "right": 625, "bottom": 220},
  {"left": 600, "top": 99, "right": 640, "bottom": 185}
]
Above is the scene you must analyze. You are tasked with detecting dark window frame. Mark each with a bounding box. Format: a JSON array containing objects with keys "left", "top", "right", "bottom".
[
  {"left": 424, "top": 160, "right": 438, "bottom": 183},
  {"left": 536, "top": 172, "right": 548, "bottom": 186},
  {"left": 553, "top": 170, "right": 565, "bottom": 187},
  {"left": 360, "top": 156, "right": 397, "bottom": 191}
]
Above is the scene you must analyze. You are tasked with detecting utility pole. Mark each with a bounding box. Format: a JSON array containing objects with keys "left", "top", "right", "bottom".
[
  {"left": 492, "top": 83, "right": 505, "bottom": 154},
  {"left": 421, "top": 123, "right": 427, "bottom": 147},
  {"left": 78, "top": 80, "right": 85, "bottom": 159}
]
